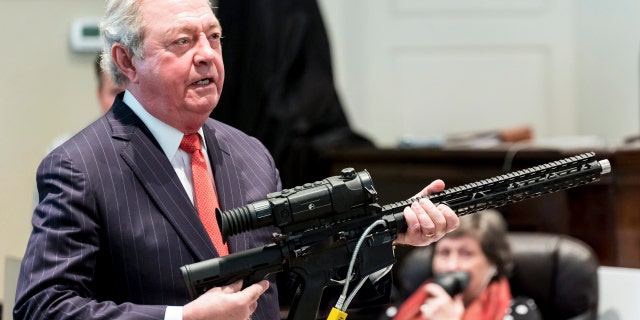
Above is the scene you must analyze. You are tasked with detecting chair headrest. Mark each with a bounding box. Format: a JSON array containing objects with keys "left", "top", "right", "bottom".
[{"left": 508, "top": 232, "right": 599, "bottom": 319}]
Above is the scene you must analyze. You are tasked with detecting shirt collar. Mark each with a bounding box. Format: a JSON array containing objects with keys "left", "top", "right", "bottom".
[{"left": 123, "top": 90, "right": 206, "bottom": 159}]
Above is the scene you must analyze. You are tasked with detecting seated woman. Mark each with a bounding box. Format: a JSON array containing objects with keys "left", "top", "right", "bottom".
[{"left": 393, "top": 210, "right": 540, "bottom": 320}]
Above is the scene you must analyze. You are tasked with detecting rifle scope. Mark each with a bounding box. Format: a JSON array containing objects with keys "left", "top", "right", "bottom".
[{"left": 217, "top": 168, "right": 377, "bottom": 241}]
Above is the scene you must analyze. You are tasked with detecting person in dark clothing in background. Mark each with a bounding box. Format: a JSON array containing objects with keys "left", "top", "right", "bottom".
[{"left": 211, "top": 0, "right": 373, "bottom": 188}]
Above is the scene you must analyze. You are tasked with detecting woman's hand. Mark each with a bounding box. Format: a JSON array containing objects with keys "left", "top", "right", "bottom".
[{"left": 419, "top": 283, "right": 464, "bottom": 320}]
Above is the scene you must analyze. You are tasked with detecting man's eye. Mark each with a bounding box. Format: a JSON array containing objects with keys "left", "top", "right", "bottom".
[
  {"left": 210, "top": 32, "right": 221, "bottom": 40},
  {"left": 175, "top": 38, "right": 189, "bottom": 45}
]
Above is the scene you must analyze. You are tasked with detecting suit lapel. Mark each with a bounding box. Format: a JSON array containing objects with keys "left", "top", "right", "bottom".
[
  {"left": 202, "top": 122, "right": 253, "bottom": 253},
  {"left": 202, "top": 123, "right": 244, "bottom": 210},
  {"left": 109, "top": 101, "right": 217, "bottom": 261}
]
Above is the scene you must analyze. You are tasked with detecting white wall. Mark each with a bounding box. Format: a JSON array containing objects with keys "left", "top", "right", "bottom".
[
  {"left": 599, "top": 266, "right": 640, "bottom": 319},
  {"left": 576, "top": 0, "right": 640, "bottom": 146},
  {"left": 319, "top": 0, "right": 640, "bottom": 147},
  {"left": 0, "top": 0, "right": 107, "bottom": 304},
  {"left": 3, "top": 257, "right": 20, "bottom": 320}
]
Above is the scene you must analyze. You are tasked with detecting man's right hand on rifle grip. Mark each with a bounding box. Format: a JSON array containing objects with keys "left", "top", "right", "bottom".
[{"left": 182, "top": 279, "right": 269, "bottom": 320}]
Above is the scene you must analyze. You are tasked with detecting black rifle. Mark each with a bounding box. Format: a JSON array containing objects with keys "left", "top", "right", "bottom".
[{"left": 180, "top": 152, "right": 610, "bottom": 320}]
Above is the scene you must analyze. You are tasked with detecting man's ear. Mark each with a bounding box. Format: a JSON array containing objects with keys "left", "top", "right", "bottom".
[{"left": 111, "top": 44, "right": 137, "bottom": 83}]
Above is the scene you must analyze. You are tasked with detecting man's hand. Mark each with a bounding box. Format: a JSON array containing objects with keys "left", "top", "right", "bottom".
[
  {"left": 183, "top": 279, "right": 268, "bottom": 320},
  {"left": 395, "top": 179, "right": 459, "bottom": 246}
]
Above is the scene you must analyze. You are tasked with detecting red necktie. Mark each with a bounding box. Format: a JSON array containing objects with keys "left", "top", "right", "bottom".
[{"left": 180, "top": 133, "right": 229, "bottom": 256}]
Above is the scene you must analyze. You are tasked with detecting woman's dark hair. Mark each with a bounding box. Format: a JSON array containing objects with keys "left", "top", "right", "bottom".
[{"left": 441, "top": 209, "right": 513, "bottom": 281}]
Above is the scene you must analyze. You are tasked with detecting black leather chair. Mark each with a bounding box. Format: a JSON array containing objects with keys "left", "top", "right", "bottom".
[{"left": 393, "top": 232, "right": 599, "bottom": 320}]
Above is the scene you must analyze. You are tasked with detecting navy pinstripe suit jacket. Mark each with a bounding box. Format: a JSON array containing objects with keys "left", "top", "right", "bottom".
[{"left": 15, "top": 96, "right": 282, "bottom": 319}]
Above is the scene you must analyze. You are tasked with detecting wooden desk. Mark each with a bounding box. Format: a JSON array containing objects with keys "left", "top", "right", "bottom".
[{"left": 322, "top": 146, "right": 640, "bottom": 268}]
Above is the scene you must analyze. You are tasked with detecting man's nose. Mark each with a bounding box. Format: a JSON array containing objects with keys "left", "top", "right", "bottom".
[{"left": 194, "top": 34, "right": 215, "bottom": 64}]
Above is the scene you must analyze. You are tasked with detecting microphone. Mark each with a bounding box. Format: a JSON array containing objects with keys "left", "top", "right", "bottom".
[{"left": 433, "top": 271, "right": 470, "bottom": 297}]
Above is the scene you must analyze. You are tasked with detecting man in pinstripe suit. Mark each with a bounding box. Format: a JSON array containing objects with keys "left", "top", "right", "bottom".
[{"left": 14, "top": 0, "right": 459, "bottom": 319}]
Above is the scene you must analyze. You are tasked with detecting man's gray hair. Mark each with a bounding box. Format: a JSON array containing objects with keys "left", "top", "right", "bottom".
[
  {"left": 99, "top": 0, "right": 213, "bottom": 87},
  {"left": 100, "top": 0, "right": 146, "bottom": 87}
]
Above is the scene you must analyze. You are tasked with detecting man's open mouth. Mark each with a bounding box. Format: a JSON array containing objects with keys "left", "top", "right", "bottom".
[{"left": 193, "top": 78, "right": 213, "bottom": 85}]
